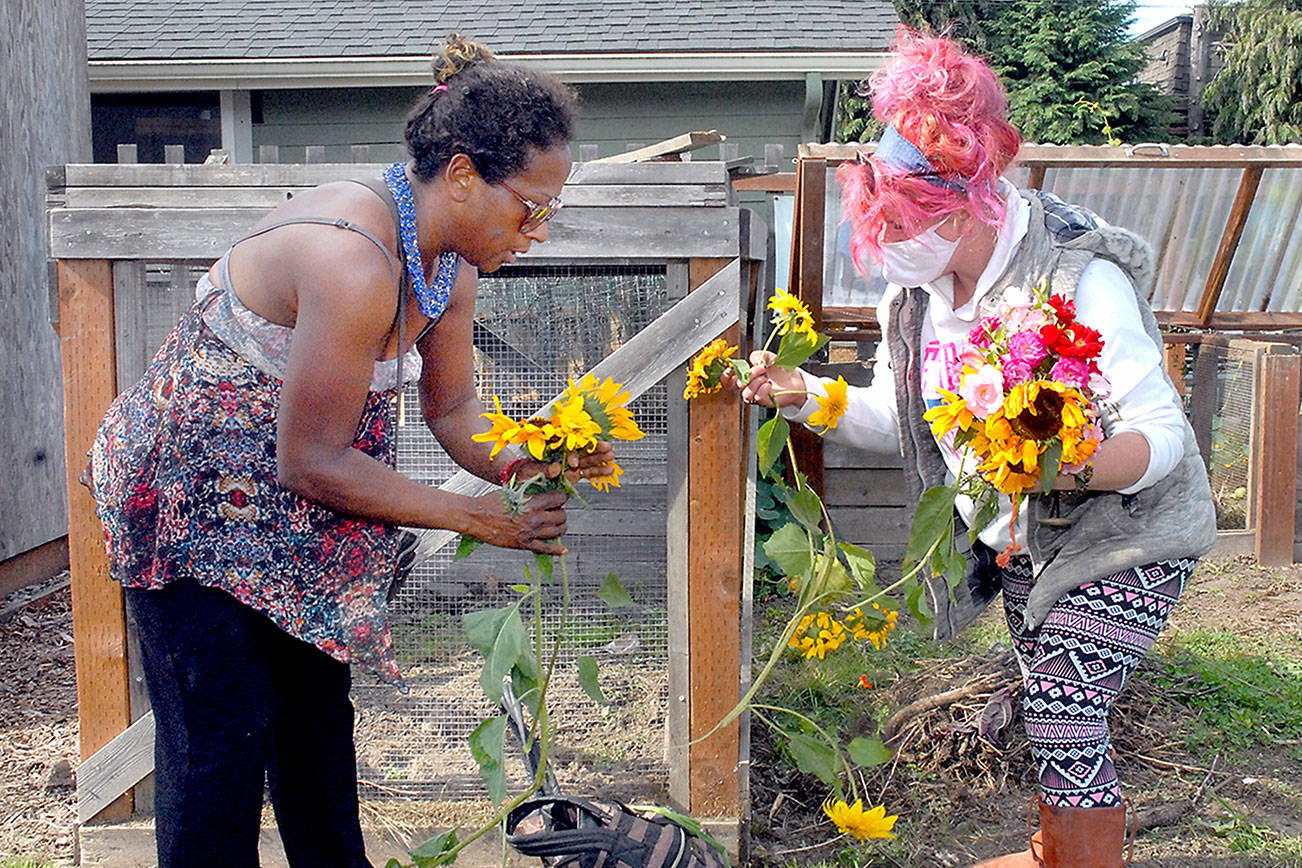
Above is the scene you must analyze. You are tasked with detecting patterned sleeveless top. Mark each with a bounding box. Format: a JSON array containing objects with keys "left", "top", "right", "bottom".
[{"left": 90, "top": 199, "right": 459, "bottom": 686}]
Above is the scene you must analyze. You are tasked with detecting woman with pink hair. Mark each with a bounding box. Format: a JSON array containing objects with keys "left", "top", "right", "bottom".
[{"left": 734, "top": 29, "right": 1215, "bottom": 867}]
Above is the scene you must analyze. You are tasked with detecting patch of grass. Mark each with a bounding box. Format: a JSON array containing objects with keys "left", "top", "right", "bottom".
[
  {"left": 1201, "top": 797, "right": 1302, "bottom": 864},
  {"left": 0, "top": 861, "right": 62, "bottom": 868},
  {"left": 1152, "top": 627, "right": 1302, "bottom": 756}
]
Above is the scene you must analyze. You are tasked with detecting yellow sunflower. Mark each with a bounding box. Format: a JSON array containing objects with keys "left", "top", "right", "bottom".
[
  {"left": 767, "top": 288, "right": 816, "bottom": 337},
  {"left": 508, "top": 418, "right": 557, "bottom": 461},
  {"left": 807, "top": 376, "right": 850, "bottom": 431},
  {"left": 549, "top": 395, "right": 603, "bottom": 453},
  {"left": 683, "top": 338, "right": 739, "bottom": 399},
  {"left": 822, "top": 798, "right": 898, "bottom": 841},
  {"left": 588, "top": 459, "right": 624, "bottom": 493},
  {"left": 472, "top": 396, "right": 521, "bottom": 458},
  {"left": 923, "top": 388, "right": 974, "bottom": 439}
]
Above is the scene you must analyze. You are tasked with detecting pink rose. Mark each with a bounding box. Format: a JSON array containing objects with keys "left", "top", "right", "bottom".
[
  {"left": 1003, "top": 359, "right": 1033, "bottom": 389},
  {"left": 1007, "top": 330, "right": 1048, "bottom": 368},
  {"left": 1050, "top": 356, "right": 1090, "bottom": 389},
  {"left": 960, "top": 364, "right": 1006, "bottom": 419}
]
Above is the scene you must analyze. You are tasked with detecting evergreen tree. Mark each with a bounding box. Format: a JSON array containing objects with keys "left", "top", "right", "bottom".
[
  {"left": 1202, "top": 0, "right": 1302, "bottom": 144},
  {"left": 834, "top": 0, "right": 1174, "bottom": 144}
]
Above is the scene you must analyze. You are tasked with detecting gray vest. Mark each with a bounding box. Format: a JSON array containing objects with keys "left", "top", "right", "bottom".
[{"left": 887, "top": 191, "right": 1217, "bottom": 639}]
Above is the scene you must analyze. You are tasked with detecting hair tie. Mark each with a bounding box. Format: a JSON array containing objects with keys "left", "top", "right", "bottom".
[{"left": 429, "top": 84, "right": 448, "bottom": 96}]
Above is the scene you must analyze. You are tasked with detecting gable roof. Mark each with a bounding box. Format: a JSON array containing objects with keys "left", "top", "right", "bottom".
[{"left": 88, "top": 0, "right": 897, "bottom": 61}]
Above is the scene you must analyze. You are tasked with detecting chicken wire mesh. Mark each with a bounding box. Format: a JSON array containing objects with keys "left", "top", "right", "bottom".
[
  {"left": 358, "top": 263, "right": 675, "bottom": 803},
  {"left": 133, "top": 260, "right": 677, "bottom": 803}
]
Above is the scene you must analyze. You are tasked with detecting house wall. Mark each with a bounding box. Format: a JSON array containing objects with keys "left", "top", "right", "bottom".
[
  {"left": 1, "top": 0, "right": 91, "bottom": 565},
  {"left": 249, "top": 80, "right": 807, "bottom": 164}
]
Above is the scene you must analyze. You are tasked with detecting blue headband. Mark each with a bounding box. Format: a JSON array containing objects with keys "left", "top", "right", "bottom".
[{"left": 871, "top": 124, "right": 971, "bottom": 193}]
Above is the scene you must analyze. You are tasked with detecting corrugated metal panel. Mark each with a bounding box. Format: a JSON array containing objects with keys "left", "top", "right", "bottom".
[{"left": 819, "top": 162, "right": 1302, "bottom": 314}]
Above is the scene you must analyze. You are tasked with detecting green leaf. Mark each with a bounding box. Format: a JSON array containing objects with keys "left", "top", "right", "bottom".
[
  {"left": 771, "top": 330, "right": 830, "bottom": 370},
  {"left": 468, "top": 715, "right": 509, "bottom": 805},
  {"left": 633, "top": 806, "right": 732, "bottom": 864},
  {"left": 944, "top": 547, "right": 967, "bottom": 592},
  {"left": 788, "top": 486, "right": 823, "bottom": 532},
  {"left": 757, "top": 415, "right": 790, "bottom": 478},
  {"left": 533, "top": 552, "right": 554, "bottom": 583},
  {"left": 463, "top": 605, "right": 530, "bottom": 703},
  {"left": 838, "top": 541, "right": 879, "bottom": 593},
  {"left": 969, "top": 491, "right": 1001, "bottom": 543},
  {"left": 763, "top": 522, "right": 813, "bottom": 579},
  {"left": 577, "top": 655, "right": 608, "bottom": 705},
  {"left": 511, "top": 667, "right": 542, "bottom": 717},
  {"left": 905, "top": 485, "right": 957, "bottom": 574},
  {"left": 454, "top": 534, "right": 482, "bottom": 561},
  {"left": 1039, "top": 441, "right": 1062, "bottom": 492},
  {"left": 597, "top": 572, "right": 635, "bottom": 608},
  {"left": 907, "top": 581, "right": 933, "bottom": 631},
  {"left": 785, "top": 732, "right": 839, "bottom": 789},
  {"left": 847, "top": 736, "right": 893, "bottom": 768},
  {"left": 509, "top": 584, "right": 531, "bottom": 594},
  {"left": 410, "top": 827, "right": 460, "bottom": 867},
  {"left": 728, "top": 358, "right": 753, "bottom": 385}
]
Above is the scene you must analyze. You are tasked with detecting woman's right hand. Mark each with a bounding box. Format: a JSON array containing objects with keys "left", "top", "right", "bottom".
[
  {"left": 467, "top": 489, "right": 570, "bottom": 555},
  {"left": 721, "top": 351, "right": 808, "bottom": 409}
]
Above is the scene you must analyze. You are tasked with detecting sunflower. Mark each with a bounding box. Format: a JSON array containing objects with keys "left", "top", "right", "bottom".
[
  {"left": 565, "top": 374, "right": 646, "bottom": 442},
  {"left": 549, "top": 395, "right": 603, "bottom": 453},
  {"left": 923, "top": 388, "right": 974, "bottom": 439},
  {"left": 807, "top": 376, "right": 850, "bottom": 431},
  {"left": 508, "top": 418, "right": 558, "bottom": 461},
  {"left": 767, "top": 289, "right": 816, "bottom": 337},
  {"left": 683, "top": 338, "right": 739, "bottom": 399},
  {"left": 589, "top": 459, "right": 624, "bottom": 493},
  {"left": 472, "top": 396, "right": 522, "bottom": 458},
  {"left": 822, "top": 798, "right": 898, "bottom": 841}
]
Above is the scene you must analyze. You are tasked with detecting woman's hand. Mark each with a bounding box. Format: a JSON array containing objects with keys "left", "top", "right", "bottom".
[
  {"left": 509, "top": 440, "right": 617, "bottom": 486},
  {"left": 721, "top": 351, "right": 808, "bottom": 409},
  {"left": 468, "top": 489, "right": 570, "bottom": 555}
]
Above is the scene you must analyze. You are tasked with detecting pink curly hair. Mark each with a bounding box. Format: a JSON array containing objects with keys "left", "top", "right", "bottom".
[{"left": 838, "top": 28, "right": 1021, "bottom": 268}]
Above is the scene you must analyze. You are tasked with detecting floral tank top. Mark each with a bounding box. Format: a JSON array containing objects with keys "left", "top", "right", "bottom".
[{"left": 90, "top": 208, "right": 458, "bottom": 686}]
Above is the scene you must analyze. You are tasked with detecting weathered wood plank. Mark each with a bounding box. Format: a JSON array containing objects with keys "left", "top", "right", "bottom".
[
  {"left": 823, "top": 469, "right": 911, "bottom": 507},
  {"left": 664, "top": 279, "right": 692, "bottom": 811},
  {"left": 60, "top": 183, "right": 728, "bottom": 210},
  {"left": 60, "top": 160, "right": 731, "bottom": 188},
  {"left": 824, "top": 504, "right": 913, "bottom": 545},
  {"left": 1253, "top": 352, "right": 1300, "bottom": 565},
  {"left": 77, "top": 712, "right": 155, "bottom": 824},
  {"left": 58, "top": 259, "right": 133, "bottom": 821},
  {"left": 593, "top": 131, "right": 724, "bottom": 164},
  {"left": 791, "top": 158, "right": 826, "bottom": 497},
  {"left": 50, "top": 206, "right": 742, "bottom": 261}
]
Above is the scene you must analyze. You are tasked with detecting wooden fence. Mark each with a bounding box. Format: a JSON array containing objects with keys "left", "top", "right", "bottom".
[{"left": 48, "top": 155, "right": 767, "bottom": 851}]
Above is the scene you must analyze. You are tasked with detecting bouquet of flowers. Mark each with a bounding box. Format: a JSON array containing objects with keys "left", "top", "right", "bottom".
[{"left": 919, "top": 278, "right": 1110, "bottom": 566}]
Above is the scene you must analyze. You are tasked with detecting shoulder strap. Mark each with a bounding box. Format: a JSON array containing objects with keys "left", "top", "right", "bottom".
[{"left": 231, "top": 215, "right": 401, "bottom": 288}]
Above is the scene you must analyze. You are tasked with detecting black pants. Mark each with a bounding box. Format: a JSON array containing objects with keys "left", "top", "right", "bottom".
[{"left": 126, "top": 580, "right": 372, "bottom": 868}]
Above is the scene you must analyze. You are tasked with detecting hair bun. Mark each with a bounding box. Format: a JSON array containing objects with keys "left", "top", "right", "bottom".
[{"left": 432, "top": 34, "right": 495, "bottom": 85}]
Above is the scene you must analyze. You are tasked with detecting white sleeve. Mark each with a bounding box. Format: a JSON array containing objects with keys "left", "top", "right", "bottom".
[
  {"left": 1074, "top": 259, "right": 1186, "bottom": 494},
  {"left": 781, "top": 302, "right": 901, "bottom": 454}
]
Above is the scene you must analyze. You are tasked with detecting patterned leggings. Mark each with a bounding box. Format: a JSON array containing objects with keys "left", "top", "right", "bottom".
[{"left": 1001, "top": 556, "right": 1197, "bottom": 808}]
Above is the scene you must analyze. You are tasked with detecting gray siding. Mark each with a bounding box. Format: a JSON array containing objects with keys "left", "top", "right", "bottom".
[
  {"left": 2, "top": 0, "right": 92, "bottom": 560},
  {"left": 250, "top": 80, "right": 806, "bottom": 164}
]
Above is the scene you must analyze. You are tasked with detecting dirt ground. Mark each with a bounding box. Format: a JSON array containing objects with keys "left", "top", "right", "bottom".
[
  {"left": 749, "top": 554, "right": 1302, "bottom": 867},
  {"left": 2, "top": 556, "right": 1299, "bottom": 865}
]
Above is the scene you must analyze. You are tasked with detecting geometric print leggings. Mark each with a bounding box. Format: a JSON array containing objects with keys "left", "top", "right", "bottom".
[{"left": 1000, "top": 556, "right": 1198, "bottom": 808}]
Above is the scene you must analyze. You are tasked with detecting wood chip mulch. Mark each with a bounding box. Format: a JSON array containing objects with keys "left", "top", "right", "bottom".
[{"left": 1, "top": 578, "right": 79, "bottom": 864}]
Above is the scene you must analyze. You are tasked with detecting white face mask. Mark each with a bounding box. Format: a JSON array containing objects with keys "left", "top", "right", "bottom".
[{"left": 879, "top": 220, "right": 961, "bottom": 286}]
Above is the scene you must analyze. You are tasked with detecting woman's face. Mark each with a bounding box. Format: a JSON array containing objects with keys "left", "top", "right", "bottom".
[{"left": 470, "top": 145, "right": 572, "bottom": 272}]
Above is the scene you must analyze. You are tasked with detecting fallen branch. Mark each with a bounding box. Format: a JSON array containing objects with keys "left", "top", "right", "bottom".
[{"left": 880, "top": 675, "right": 1003, "bottom": 741}]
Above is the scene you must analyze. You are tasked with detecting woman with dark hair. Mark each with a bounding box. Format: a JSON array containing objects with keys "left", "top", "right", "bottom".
[
  {"left": 732, "top": 29, "right": 1215, "bottom": 868},
  {"left": 88, "top": 35, "right": 609, "bottom": 868}
]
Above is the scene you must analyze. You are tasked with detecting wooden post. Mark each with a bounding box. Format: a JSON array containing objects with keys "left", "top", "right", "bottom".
[
  {"left": 1197, "top": 166, "right": 1263, "bottom": 325},
  {"left": 685, "top": 257, "right": 745, "bottom": 820},
  {"left": 1252, "top": 349, "right": 1301, "bottom": 565},
  {"left": 57, "top": 259, "right": 133, "bottom": 820},
  {"left": 790, "top": 158, "right": 826, "bottom": 496},
  {"left": 1164, "top": 342, "right": 1188, "bottom": 396}
]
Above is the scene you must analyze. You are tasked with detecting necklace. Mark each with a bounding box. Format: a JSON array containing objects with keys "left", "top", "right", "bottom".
[{"left": 382, "top": 162, "right": 458, "bottom": 321}]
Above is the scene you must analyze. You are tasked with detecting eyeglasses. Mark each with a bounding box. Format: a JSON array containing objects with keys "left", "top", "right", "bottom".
[{"left": 498, "top": 181, "right": 563, "bottom": 233}]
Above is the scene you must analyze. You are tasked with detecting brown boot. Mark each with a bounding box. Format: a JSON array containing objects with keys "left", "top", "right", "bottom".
[{"left": 1039, "top": 800, "right": 1134, "bottom": 867}]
